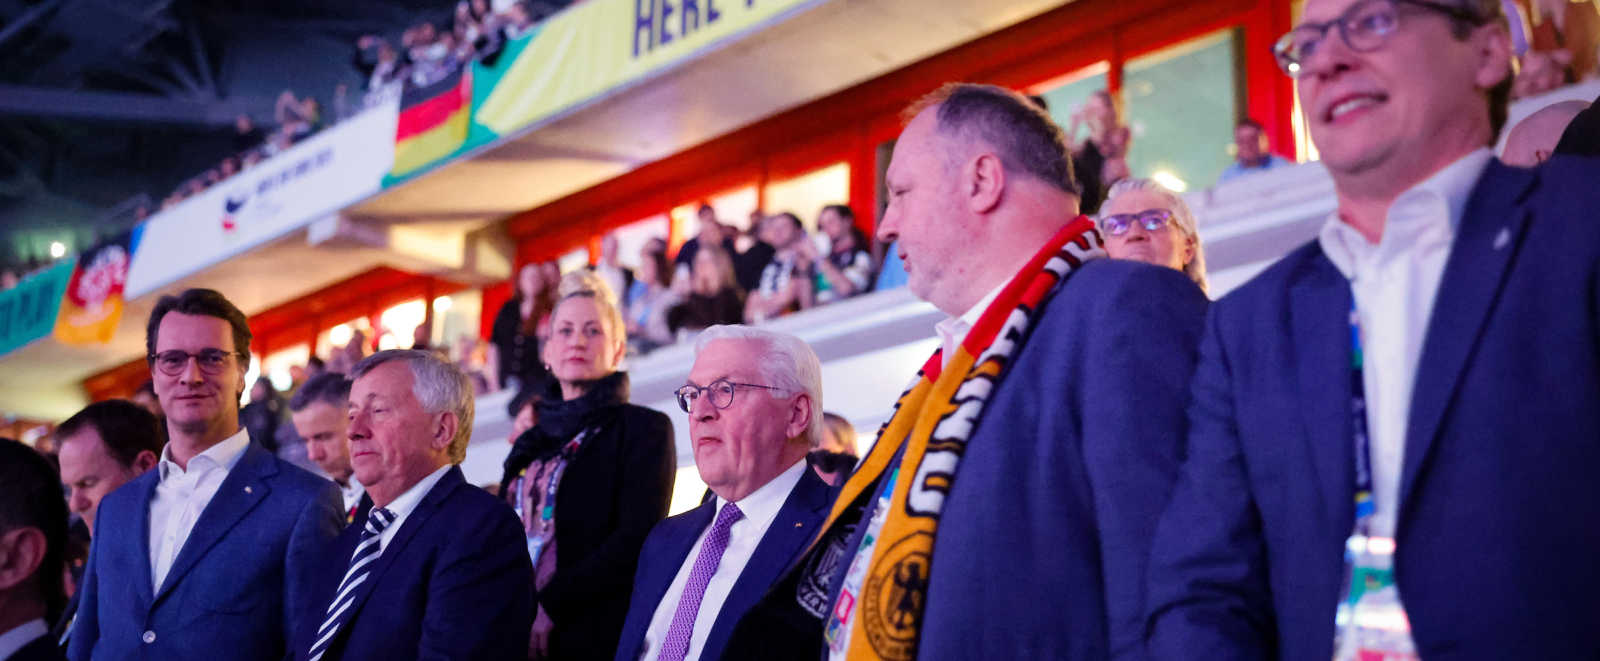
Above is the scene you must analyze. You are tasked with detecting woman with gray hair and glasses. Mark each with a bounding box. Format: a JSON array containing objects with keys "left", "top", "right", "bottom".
[{"left": 1098, "top": 177, "right": 1210, "bottom": 293}]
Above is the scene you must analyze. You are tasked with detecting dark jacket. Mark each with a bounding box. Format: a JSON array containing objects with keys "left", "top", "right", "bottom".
[
  {"left": 667, "top": 288, "right": 744, "bottom": 334},
  {"left": 291, "top": 466, "right": 534, "bottom": 661},
  {"left": 1146, "top": 157, "right": 1600, "bottom": 661},
  {"left": 615, "top": 466, "right": 837, "bottom": 661},
  {"left": 525, "top": 404, "right": 678, "bottom": 660}
]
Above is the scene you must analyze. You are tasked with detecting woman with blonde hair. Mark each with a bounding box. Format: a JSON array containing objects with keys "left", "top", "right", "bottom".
[
  {"left": 499, "top": 272, "right": 676, "bottom": 660},
  {"left": 1098, "top": 177, "right": 1209, "bottom": 293}
]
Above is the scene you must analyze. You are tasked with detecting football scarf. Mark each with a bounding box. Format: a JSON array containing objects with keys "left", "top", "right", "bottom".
[{"left": 819, "top": 216, "right": 1105, "bottom": 660}]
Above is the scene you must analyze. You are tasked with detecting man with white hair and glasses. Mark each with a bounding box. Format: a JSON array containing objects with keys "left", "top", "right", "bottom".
[
  {"left": 614, "top": 326, "right": 837, "bottom": 661},
  {"left": 1146, "top": 0, "right": 1600, "bottom": 658}
]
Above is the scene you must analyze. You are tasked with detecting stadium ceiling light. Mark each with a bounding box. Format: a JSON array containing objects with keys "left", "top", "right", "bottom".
[
  {"left": 433, "top": 297, "right": 452, "bottom": 312},
  {"left": 50, "top": 241, "right": 65, "bottom": 258}
]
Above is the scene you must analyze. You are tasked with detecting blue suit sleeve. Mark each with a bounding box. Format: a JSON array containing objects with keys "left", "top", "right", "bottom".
[
  {"left": 1079, "top": 265, "right": 1207, "bottom": 661},
  {"left": 283, "top": 481, "right": 344, "bottom": 651},
  {"left": 1144, "top": 303, "right": 1276, "bottom": 661},
  {"left": 418, "top": 501, "right": 536, "bottom": 661},
  {"left": 65, "top": 518, "right": 102, "bottom": 661}
]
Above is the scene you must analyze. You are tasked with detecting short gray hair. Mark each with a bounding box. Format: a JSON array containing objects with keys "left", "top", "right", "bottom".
[
  {"left": 907, "top": 83, "right": 1077, "bottom": 195},
  {"left": 693, "top": 325, "right": 824, "bottom": 447},
  {"left": 350, "top": 349, "right": 475, "bottom": 463},
  {"left": 1103, "top": 177, "right": 1210, "bottom": 293}
]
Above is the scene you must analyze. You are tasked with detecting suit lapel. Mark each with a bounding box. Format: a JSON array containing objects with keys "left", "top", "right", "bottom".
[
  {"left": 120, "top": 471, "right": 160, "bottom": 611},
  {"left": 707, "top": 468, "right": 833, "bottom": 647},
  {"left": 334, "top": 466, "right": 465, "bottom": 634},
  {"left": 1290, "top": 252, "right": 1357, "bottom": 527},
  {"left": 1400, "top": 162, "right": 1536, "bottom": 516},
  {"left": 154, "top": 443, "right": 276, "bottom": 603}
]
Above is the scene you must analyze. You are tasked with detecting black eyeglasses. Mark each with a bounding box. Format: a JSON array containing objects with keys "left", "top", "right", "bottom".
[
  {"left": 149, "top": 349, "right": 245, "bottom": 376},
  {"left": 675, "top": 380, "right": 787, "bottom": 412},
  {"left": 1100, "top": 209, "right": 1173, "bottom": 237},
  {"left": 1273, "top": 0, "right": 1487, "bottom": 77}
]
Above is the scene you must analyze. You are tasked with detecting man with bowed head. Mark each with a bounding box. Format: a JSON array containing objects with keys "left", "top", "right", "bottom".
[
  {"left": 69, "top": 288, "right": 343, "bottom": 661},
  {"left": 288, "top": 373, "right": 364, "bottom": 521},
  {"left": 724, "top": 83, "right": 1207, "bottom": 661},
  {"left": 293, "top": 350, "right": 533, "bottom": 661},
  {"left": 615, "top": 326, "right": 837, "bottom": 661},
  {"left": 1146, "top": 0, "right": 1600, "bottom": 658}
]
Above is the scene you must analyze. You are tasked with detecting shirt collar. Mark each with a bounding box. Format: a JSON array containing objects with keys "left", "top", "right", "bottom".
[
  {"left": 379, "top": 463, "right": 452, "bottom": 519},
  {"left": 159, "top": 428, "right": 251, "bottom": 480},
  {"left": 716, "top": 459, "right": 807, "bottom": 531},
  {"left": 0, "top": 619, "right": 47, "bottom": 661},
  {"left": 1319, "top": 148, "right": 1493, "bottom": 278},
  {"left": 934, "top": 276, "right": 1012, "bottom": 360}
]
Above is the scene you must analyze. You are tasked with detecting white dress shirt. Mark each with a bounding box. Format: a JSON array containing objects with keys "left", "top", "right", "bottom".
[
  {"left": 1317, "top": 147, "right": 1492, "bottom": 538},
  {"left": 0, "top": 619, "right": 46, "bottom": 661},
  {"left": 148, "top": 429, "right": 251, "bottom": 593},
  {"left": 372, "top": 464, "right": 452, "bottom": 553},
  {"left": 933, "top": 276, "right": 1012, "bottom": 369},
  {"left": 638, "top": 460, "right": 808, "bottom": 661},
  {"left": 338, "top": 476, "right": 366, "bottom": 516}
]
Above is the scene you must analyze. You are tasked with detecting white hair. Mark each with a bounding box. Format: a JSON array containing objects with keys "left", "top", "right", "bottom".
[
  {"left": 1102, "top": 177, "right": 1210, "bottom": 293},
  {"left": 350, "top": 349, "right": 476, "bottom": 463},
  {"left": 693, "top": 325, "right": 824, "bottom": 447}
]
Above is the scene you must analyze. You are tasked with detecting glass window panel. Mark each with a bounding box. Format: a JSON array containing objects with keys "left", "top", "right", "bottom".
[
  {"left": 1123, "top": 29, "right": 1239, "bottom": 191},
  {"left": 1033, "top": 62, "right": 1112, "bottom": 144},
  {"left": 763, "top": 163, "right": 850, "bottom": 231}
]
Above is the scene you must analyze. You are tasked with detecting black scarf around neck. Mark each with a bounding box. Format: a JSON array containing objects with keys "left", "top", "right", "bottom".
[{"left": 499, "top": 371, "right": 631, "bottom": 497}]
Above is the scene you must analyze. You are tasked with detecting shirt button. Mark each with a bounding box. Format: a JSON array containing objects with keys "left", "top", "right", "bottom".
[{"left": 143, "top": 631, "right": 156, "bottom": 643}]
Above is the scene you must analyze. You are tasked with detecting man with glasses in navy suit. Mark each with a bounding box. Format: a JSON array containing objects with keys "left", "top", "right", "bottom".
[
  {"left": 614, "top": 326, "right": 837, "bottom": 661},
  {"left": 1145, "top": 0, "right": 1600, "bottom": 659},
  {"left": 68, "top": 288, "right": 343, "bottom": 661}
]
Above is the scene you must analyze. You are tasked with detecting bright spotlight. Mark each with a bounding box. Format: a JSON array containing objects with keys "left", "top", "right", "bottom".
[
  {"left": 50, "top": 242, "right": 65, "bottom": 258},
  {"left": 433, "top": 297, "right": 452, "bottom": 312},
  {"left": 1152, "top": 172, "right": 1188, "bottom": 192}
]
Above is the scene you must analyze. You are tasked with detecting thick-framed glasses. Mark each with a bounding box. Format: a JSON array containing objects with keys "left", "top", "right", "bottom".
[
  {"left": 1101, "top": 209, "right": 1174, "bottom": 237},
  {"left": 1272, "top": 0, "right": 1486, "bottom": 77},
  {"left": 675, "top": 380, "right": 786, "bottom": 412},
  {"left": 149, "top": 349, "right": 244, "bottom": 376}
]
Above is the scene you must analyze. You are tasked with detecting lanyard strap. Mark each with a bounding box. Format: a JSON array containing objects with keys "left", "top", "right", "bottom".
[{"left": 1349, "top": 302, "right": 1375, "bottom": 526}]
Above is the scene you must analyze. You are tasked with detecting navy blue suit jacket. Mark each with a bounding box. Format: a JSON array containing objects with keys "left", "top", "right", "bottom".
[
  {"left": 67, "top": 442, "right": 343, "bottom": 661},
  {"left": 291, "top": 465, "right": 534, "bottom": 661},
  {"left": 819, "top": 259, "right": 1206, "bottom": 661},
  {"left": 615, "top": 466, "right": 837, "bottom": 661},
  {"left": 1146, "top": 157, "right": 1600, "bottom": 661}
]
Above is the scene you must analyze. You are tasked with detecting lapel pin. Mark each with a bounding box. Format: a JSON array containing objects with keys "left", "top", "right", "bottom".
[
  {"left": 794, "top": 522, "right": 803, "bottom": 528},
  {"left": 1493, "top": 228, "right": 1511, "bottom": 250},
  {"left": 245, "top": 486, "right": 253, "bottom": 494}
]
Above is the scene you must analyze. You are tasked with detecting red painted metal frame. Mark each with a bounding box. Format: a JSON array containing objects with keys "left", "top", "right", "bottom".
[{"left": 503, "top": 0, "right": 1297, "bottom": 265}]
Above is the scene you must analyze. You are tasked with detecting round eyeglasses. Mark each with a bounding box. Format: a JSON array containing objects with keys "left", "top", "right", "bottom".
[
  {"left": 1272, "top": 0, "right": 1486, "bottom": 78},
  {"left": 1100, "top": 209, "right": 1173, "bottom": 237},
  {"left": 675, "top": 380, "right": 786, "bottom": 412},
  {"left": 149, "top": 349, "right": 244, "bottom": 376}
]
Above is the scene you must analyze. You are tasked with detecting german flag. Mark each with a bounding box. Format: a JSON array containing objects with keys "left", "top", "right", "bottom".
[{"left": 391, "top": 67, "right": 473, "bottom": 178}]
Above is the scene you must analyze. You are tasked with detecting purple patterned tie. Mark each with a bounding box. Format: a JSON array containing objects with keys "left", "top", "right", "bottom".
[{"left": 658, "top": 502, "right": 744, "bottom": 661}]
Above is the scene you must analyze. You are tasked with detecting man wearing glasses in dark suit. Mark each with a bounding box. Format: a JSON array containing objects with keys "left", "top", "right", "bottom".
[{"left": 69, "top": 288, "right": 343, "bottom": 661}]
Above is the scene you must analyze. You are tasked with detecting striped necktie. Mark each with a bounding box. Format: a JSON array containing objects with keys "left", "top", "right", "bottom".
[
  {"left": 308, "top": 507, "right": 396, "bottom": 661},
  {"left": 658, "top": 502, "right": 743, "bottom": 661}
]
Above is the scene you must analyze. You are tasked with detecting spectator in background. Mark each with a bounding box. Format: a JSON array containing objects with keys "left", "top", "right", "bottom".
[
  {"left": 1066, "top": 89, "right": 1132, "bottom": 214},
  {"left": 733, "top": 210, "right": 776, "bottom": 292},
  {"left": 594, "top": 234, "right": 633, "bottom": 310},
  {"left": 1217, "top": 118, "right": 1293, "bottom": 183},
  {"left": 502, "top": 1, "right": 538, "bottom": 38},
  {"left": 489, "top": 262, "right": 558, "bottom": 392},
  {"left": 499, "top": 274, "right": 675, "bottom": 660},
  {"left": 1, "top": 270, "right": 19, "bottom": 291},
  {"left": 234, "top": 115, "right": 265, "bottom": 154},
  {"left": 0, "top": 438, "right": 69, "bottom": 661},
  {"left": 674, "top": 206, "right": 736, "bottom": 278},
  {"left": 798, "top": 204, "right": 874, "bottom": 307},
  {"left": 51, "top": 400, "right": 163, "bottom": 649},
  {"left": 744, "top": 212, "right": 807, "bottom": 324},
  {"left": 810, "top": 412, "right": 858, "bottom": 487},
  {"left": 624, "top": 239, "right": 679, "bottom": 353},
  {"left": 129, "top": 381, "right": 165, "bottom": 435},
  {"left": 1099, "top": 177, "right": 1209, "bottom": 294},
  {"left": 240, "top": 379, "right": 286, "bottom": 454},
  {"left": 1524, "top": 0, "right": 1600, "bottom": 82},
  {"left": 354, "top": 36, "right": 406, "bottom": 90},
  {"left": 1556, "top": 92, "right": 1600, "bottom": 156},
  {"left": 668, "top": 245, "right": 745, "bottom": 338},
  {"left": 1502, "top": 99, "right": 1591, "bottom": 165},
  {"left": 274, "top": 91, "right": 320, "bottom": 144},
  {"left": 288, "top": 373, "right": 363, "bottom": 521}
]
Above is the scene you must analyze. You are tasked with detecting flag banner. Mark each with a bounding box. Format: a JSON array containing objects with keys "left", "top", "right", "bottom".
[
  {"left": 0, "top": 260, "right": 75, "bottom": 358},
  {"left": 54, "top": 231, "right": 134, "bottom": 346},
  {"left": 390, "top": 67, "right": 474, "bottom": 179}
]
